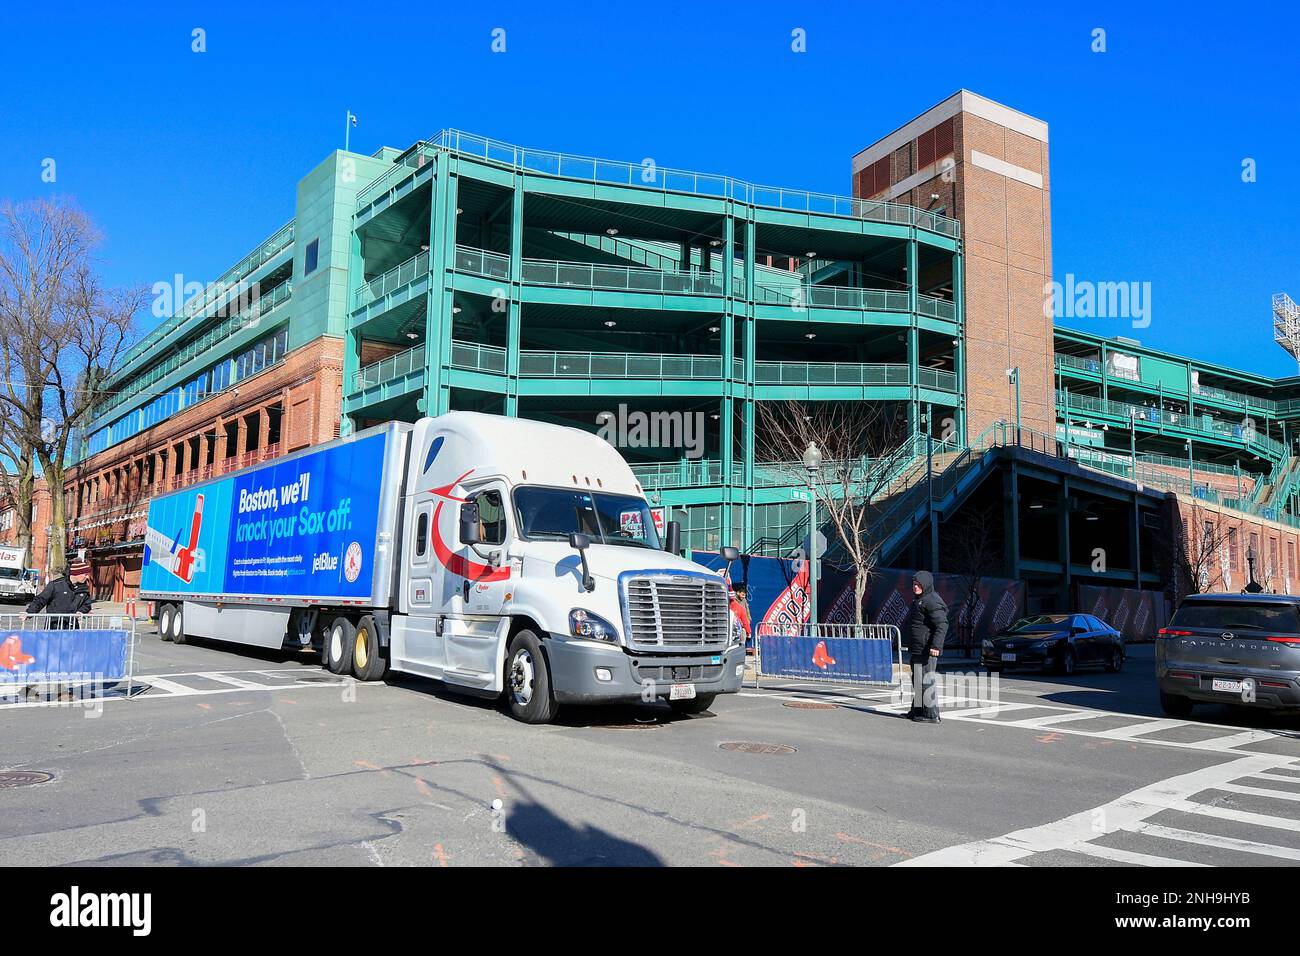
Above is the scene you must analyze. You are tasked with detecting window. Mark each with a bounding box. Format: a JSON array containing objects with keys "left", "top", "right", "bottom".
[
  {"left": 304, "top": 239, "right": 319, "bottom": 275},
  {"left": 414, "top": 510, "right": 428, "bottom": 558},
  {"left": 473, "top": 491, "right": 507, "bottom": 545}
]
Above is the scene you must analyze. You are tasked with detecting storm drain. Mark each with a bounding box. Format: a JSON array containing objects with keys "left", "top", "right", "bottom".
[
  {"left": 783, "top": 701, "right": 838, "bottom": 710},
  {"left": 0, "top": 771, "right": 54, "bottom": 789},
  {"left": 296, "top": 675, "right": 345, "bottom": 684},
  {"left": 600, "top": 718, "right": 664, "bottom": 729},
  {"left": 719, "top": 742, "right": 797, "bottom": 755}
]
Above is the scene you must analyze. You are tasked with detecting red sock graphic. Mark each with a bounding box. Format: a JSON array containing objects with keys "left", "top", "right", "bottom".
[
  {"left": 0, "top": 635, "right": 35, "bottom": 672},
  {"left": 812, "top": 640, "right": 836, "bottom": 670}
]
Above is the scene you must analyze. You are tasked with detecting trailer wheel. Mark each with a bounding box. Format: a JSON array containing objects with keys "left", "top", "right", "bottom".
[
  {"left": 170, "top": 605, "right": 187, "bottom": 645},
  {"left": 158, "top": 604, "right": 175, "bottom": 643},
  {"left": 504, "top": 630, "right": 558, "bottom": 724},
  {"left": 325, "top": 617, "right": 355, "bottom": 675},
  {"left": 352, "top": 615, "right": 387, "bottom": 682}
]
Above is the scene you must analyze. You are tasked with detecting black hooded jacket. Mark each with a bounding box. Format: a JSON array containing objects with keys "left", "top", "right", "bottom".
[
  {"left": 26, "top": 576, "right": 93, "bottom": 616},
  {"left": 907, "top": 570, "right": 948, "bottom": 655}
]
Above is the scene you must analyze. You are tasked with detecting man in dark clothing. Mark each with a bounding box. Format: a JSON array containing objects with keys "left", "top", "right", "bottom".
[
  {"left": 25, "top": 560, "right": 93, "bottom": 624},
  {"left": 906, "top": 570, "right": 948, "bottom": 723}
]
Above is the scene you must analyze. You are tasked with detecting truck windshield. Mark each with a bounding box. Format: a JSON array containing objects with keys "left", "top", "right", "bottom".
[
  {"left": 0, "top": 567, "right": 19, "bottom": 580},
  {"left": 514, "top": 488, "right": 661, "bottom": 549}
]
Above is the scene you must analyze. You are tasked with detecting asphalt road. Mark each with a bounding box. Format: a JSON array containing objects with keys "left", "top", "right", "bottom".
[{"left": 2, "top": 625, "right": 1299, "bottom": 867}]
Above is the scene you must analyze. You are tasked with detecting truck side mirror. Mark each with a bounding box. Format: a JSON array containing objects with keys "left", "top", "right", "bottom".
[
  {"left": 720, "top": 546, "right": 741, "bottom": 562},
  {"left": 459, "top": 501, "right": 482, "bottom": 545},
  {"left": 664, "top": 520, "right": 681, "bottom": 556},
  {"left": 568, "top": 533, "right": 595, "bottom": 592}
]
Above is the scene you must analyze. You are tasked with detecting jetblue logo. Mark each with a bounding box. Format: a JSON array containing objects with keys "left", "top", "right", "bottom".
[{"left": 312, "top": 551, "right": 339, "bottom": 573}]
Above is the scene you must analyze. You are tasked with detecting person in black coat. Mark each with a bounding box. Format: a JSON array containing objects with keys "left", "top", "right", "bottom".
[
  {"left": 906, "top": 570, "right": 948, "bottom": 723},
  {"left": 25, "top": 560, "right": 94, "bottom": 623}
]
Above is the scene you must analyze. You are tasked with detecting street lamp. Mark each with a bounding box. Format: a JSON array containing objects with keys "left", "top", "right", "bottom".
[
  {"left": 803, "top": 440, "right": 822, "bottom": 633},
  {"left": 1006, "top": 367, "right": 1022, "bottom": 445}
]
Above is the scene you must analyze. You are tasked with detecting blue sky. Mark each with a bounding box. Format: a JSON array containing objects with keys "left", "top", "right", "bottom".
[{"left": 3, "top": 1, "right": 1297, "bottom": 375}]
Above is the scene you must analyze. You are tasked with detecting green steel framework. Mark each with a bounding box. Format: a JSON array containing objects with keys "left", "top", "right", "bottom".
[{"left": 342, "top": 132, "right": 965, "bottom": 551}]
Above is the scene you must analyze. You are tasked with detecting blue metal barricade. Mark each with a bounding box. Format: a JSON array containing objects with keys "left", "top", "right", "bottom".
[
  {"left": 0, "top": 614, "right": 137, "bottom": 698},
  {"left": 754, "top": 622, "right": 902, "bottom": 689}
]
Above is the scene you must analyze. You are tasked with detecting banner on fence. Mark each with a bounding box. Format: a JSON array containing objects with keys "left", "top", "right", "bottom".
[{"left": 0, "top": 625, "right": 131, "bottom": 684}]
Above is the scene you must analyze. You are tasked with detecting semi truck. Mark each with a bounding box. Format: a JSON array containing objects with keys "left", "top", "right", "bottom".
[
  {"left": 140, "top": 412, "right": 744, "bottom": 722},
  {"left": 0, "top": 546, "right": 38, "bottom": 604}
]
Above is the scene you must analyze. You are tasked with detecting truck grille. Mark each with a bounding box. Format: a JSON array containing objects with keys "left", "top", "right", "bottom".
[{"left": 622, "top": 576, "right": 730, "bottom": 651}]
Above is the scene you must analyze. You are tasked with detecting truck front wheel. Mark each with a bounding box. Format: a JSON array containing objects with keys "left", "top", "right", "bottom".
[
  {"left": 505, "top": 631, "right": 558, "bottom": 724},
  {"left": 325, "top": 617, "right": 355, "bottom": 675},
  {"left": 352, "top": 615, "right": 387, "bottom": 682}
]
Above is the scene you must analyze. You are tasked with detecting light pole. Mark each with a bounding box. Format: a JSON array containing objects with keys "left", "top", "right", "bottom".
[
  {"left": 1006, "top": 367, "right": 1021, "bottom": 445},
  {"left": 344, "top": 110, "right": 357, "bottom": 151},
  {"left": 1129, "top": 408, "right": 1137, "bottom": 479},
  {"left": 1185, "top": 440, "right": 1194, "bottom": 495},
  {"left": 925, "top": 403, "right": 938, "bottom": 571},
  {"left": 804, "top": 440, "right": 822, "bottom": 632}
]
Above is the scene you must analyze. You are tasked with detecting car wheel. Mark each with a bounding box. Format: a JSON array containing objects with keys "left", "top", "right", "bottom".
[
  {"left": 1160, "top": 691, "right": 1194, "bottom": 718},
  {"left": 158, "top": 604, "right": 175, "bottom": 643},
  {"left": 504, "top": 630, "right": 558, "bottom": 724},
  {"left": 351, "top": 615, "right": 387, "bottom": 682},
  {"left": 325, "top": 617, "right": 355, "bottom": 675},
  {"left": 1104, "top": 646, "right": 1123, "bottom": 673},
  {"left": 669, "top": 693, "right": 717, "bottom": 715},
  {"left": 1057, "top": 647, "right": 1076, "bottom": 676}
]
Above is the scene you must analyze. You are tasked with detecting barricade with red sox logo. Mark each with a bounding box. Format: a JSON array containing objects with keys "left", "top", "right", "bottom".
[
  {"left": 754, "top": 622, "right": 903, "bottom": 690},
  {"left": 0, "top": 613, "right": 137, "bottom": 699}
]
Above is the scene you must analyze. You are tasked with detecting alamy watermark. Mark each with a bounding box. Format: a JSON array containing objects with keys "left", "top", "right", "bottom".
[
  {"left": 1045, "top": 274, "right": 1151, "bottom": 329},
  {"left": 596, "top": 405, "right": 705, "bottom": 459}
]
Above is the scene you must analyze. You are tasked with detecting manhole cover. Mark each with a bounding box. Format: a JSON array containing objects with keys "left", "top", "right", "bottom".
[
  {"left": 783, "top": 701, "right": 838, "bottom": 710},
  {"left": 0, "top": 771, "right": 53, "bottom": 789},
  {"left": 719, "top": 742, "right": 797, "bottom": 755},
  {"left": 296, "top": 675, "right": 343, "bottom": 684}
]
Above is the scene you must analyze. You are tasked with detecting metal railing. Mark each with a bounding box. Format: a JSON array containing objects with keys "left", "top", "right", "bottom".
[
  {"left": 519, "top": 350, "right": 724, "bottom": 379},
  {"left": 0, "top": 613, "right": 137, "bottom": 699},
  {"left": 354, "top": 344, "right": 426, "bottom": 391},
  {"left": 369, "top": 130, "right": 962, "bottom": 238},
  {"left": 630, "top": 459, "right": 724, "bottom": 489},
  {"left": 520, "top": 258, "right": 725, "bottom": 295},
  {"left": 1055, "top": 353, "right": 1281, "bottom": 413},
  {"left": 449, "top": 341, "right": 507, "bottom": 374},
  {"left": 1058, "top": 390, "right": 1285, "bottom": 456},
  {"left": 355, "top": 250, "right": 430, "bottom": 309},
  {"left": 452, "top": 245, "right": 511, "bottom": 280}
]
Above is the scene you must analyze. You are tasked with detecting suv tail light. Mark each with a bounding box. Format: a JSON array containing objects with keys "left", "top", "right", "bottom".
[
  {"left": 1158, "top": 628, "right": 1193, "bottom": 638},
  {"left": 1266, "top": 636, "right": 1300, "bottom": 645}
]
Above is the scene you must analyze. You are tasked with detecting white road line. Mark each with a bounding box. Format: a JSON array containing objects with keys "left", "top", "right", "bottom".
[
  {"left": 1092, "top": 718, "right": 1195, "bottom": 739},
  {"left": 200, "top": 673, "right": 278, "bottom": 690},
  {"left": 1128, "top": 822, "right": 1300, "bottom": 862},
  {"left": 1213, "top": 781, "right": 1300, "bottom": 803},
  {"left": 1069, "top": 842, "right": 1210, "bottom": 867},
  {"left": 135, "top": 677, "right": 202, "bottom": 697},
  {"left": 1168, "top": 798, "right": 1300, "bottom": 832},
  {"left": 1195, "top": 730, "right": 1285, "bottom": 751},
  {"left": 941, "top": 703, "right": 1038, "bottom": 719},
  {"left": 1003, "top": 711, "right": 1117, "bottom": 729},
  {"left": 897, "top": 753, "right": 1296, "bottom": 867}
]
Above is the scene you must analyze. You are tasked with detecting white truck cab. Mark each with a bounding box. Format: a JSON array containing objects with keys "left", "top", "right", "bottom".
[
  {"left": 0, "top": 546, "right": 37, "bottom": 605},
  {"left": 387, "top": 413, "right": 744, "bottom": 722}
]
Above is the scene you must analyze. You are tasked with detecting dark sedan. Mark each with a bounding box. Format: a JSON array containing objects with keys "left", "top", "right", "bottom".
[{"left": 981, "top": 614, "right": 1125, "bottom": 675}]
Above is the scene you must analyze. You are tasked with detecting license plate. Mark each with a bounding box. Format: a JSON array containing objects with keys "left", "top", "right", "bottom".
[
  {"left": 1212, "top": 678, "right": 1243, "bottom": 694},
  {"left": 670, "top": 683, "right": 696, "bottom": 700},
  {"left": 1001, "top": 653, "right": 1017, "bottom": 662}
]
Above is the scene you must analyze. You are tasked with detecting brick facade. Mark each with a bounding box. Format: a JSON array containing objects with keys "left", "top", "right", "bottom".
[
  {"left": 853, "top": 91, "right": 1054, "bottom": 439},
  {"left": 0, "top": 478, "right": 53, "bottom": 583},
  {"left": 65, "top": 336, "right": 344, "bottom": 601}
]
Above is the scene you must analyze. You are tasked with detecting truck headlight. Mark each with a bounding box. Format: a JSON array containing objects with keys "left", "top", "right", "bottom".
[{"left": 569, "top": 609, "right": 619, "bottom": 643}]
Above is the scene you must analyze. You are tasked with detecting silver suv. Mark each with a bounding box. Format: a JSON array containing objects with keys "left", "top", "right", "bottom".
[{"left": 1156, "top": 594, "right": 1300, "bottom": 717}]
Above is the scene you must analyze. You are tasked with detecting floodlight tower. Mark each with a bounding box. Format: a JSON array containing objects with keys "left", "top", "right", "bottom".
[{"left": 1273, "top": 293, "right": 1300, "bottom": 373}]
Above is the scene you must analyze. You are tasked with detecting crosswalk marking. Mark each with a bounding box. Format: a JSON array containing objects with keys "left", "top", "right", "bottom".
[
  {"left": 1213, "top": 781, "right": 1300, "bottom": 803},
  {"left": 1068, "top": 842, "right": 1209, "bottom": 867},
  {"left": 1092, "top": 717, "right": 1190, "bottom": 739},
  {"left": 1002, "top": 711, "right": 1113, "bottom": 729},
  {"left": 898, "top": 754, "right": 1300, "bottom": 867},
  {"left": 0, "top": 668, "right": 360, "bottom": 710},
  {"left": 1127, "top": 822, "right": 1300, "bottom": 862}
]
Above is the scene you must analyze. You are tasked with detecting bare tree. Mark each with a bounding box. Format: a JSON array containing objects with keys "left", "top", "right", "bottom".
[
  {"left": 0, "top": 198, "right": 142, "bottom": 572},
  {"left": 944, "top": 503, "right": 1002, "bottom": 656},
  {"left": 0, "top": 411, "right": 36, "bottom": 562},
  {"left": 1157, "top": 500, "right": 1236, "bottom": 601},
  {"left": 754, "top": 401, "right": 914, "bottom": 625}
]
